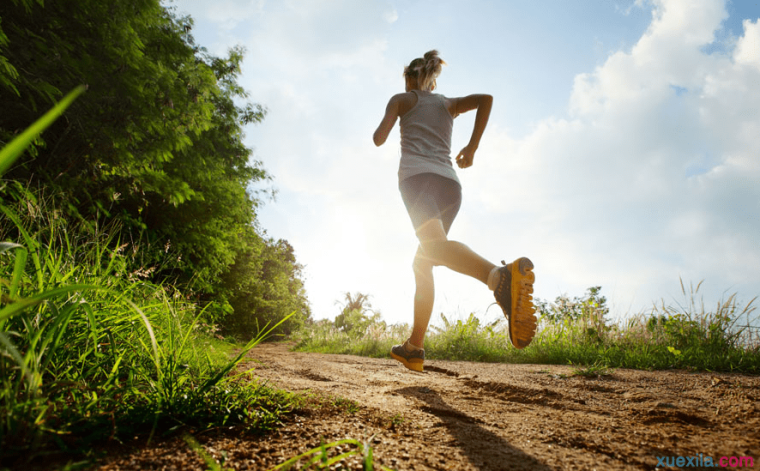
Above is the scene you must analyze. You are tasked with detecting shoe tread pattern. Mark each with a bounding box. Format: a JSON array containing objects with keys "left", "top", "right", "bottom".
[
  {"left": 494, "top": 257, "right": 536, "bottom": 349},
  {"left": 510, "top": 257, "right": 536, "bottom": 349}
]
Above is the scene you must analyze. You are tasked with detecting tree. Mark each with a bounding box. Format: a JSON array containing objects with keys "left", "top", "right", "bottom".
[
  {"left": 220, "top": 232, "right": 311, "bottom": 338},
  {"left": 0, "top": 0, "right": 310, "bottom": 333},
  {"left": 0, "top": 2, "right": 267, "bottom": 287},
  {"left": 334, "top": 292, "right": 381, "bottom": 335},
  {"left": 536, "top": 286, "right": 608, "bottom": 323}
]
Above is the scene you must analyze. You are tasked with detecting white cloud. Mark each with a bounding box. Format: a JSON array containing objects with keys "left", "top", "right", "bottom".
[
  {"left": 203, "top": 0, "right": 264, "bottom": 30},
  {"left": 466, "top": 0, "right": 760, "bottom": 315},
  {"left": 246, "top": 0, "right": 395, "bottom": 61},
  {"left": 733, "top": 19, "right": 760, "bottom": 65},
  {"left": 172, "top": 0, "right": 760, "bottom": 324},
  {"left": 383, "top": 8, "right": 398, "bottom": 24}
]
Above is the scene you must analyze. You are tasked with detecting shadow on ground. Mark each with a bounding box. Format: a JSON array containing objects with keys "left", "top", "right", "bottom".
[{"left": 395, "top": 386, "right": 553, "bottom": 471}]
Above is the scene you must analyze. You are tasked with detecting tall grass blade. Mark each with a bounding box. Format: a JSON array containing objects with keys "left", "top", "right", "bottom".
[
  {"left": 200, "top": 311, "right": 295, "bottom": 393},
  {"left": 271, "top": 438, "right": 362, "bottom": 471},
  {"left": 0, "top": 284, "right": 100, "bottom": 323},
  {"left": 182, "top": 434, "right": 223, "bottom": 471},
  {"left": 119, "top": 296, "right": 161, "bottom": 374},
  {"left": 1, "top": 205, "right": 43, "bottom": 291},
  {"left": 9, "top": 246, "right": 27, "bottom": 299},
  {"left": 0, "top": 332, "right": 34, "bottom": 392},
  {"left": 0, "top": 85, "right": 86, "bottom": 176},
  {"left": 0, "top": 242, "right": 23, "bottom": 254}
]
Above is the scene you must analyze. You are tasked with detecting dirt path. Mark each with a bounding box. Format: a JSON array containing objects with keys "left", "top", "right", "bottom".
[{"left": 99, "top": 343, "right": 759, "bottom": 470}]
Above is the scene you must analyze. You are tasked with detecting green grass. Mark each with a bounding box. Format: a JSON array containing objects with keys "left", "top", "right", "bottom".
[
  {"left": 271, "top": 436, "right": 393, "bottom": 471},
  {"left": 0, "top": 192, "right": 297, "bottom": 465},
  {"left": 293, "top": 283, "right": 760, "bottom": 374},
  {"left": 570, "top": 361, "right": 614, "bottom": 378}
]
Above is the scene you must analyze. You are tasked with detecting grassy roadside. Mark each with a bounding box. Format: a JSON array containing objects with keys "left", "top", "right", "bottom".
[
  {"left": 0, "top": 87, "right": 303, "bottom": 468},
  {"left": 293, "top": 285, "right": 760, "bottom": 374},
  {"left": 0, "top": 195, "right": 298, "bottom": 467}
]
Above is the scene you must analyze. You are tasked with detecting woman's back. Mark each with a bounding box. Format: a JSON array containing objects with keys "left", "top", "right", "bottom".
[{"left": 399, "top": 90, "right": 458, "bottom": 184}]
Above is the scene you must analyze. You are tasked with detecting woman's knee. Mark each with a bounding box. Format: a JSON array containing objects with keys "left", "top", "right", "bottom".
[
  {"left": 419, "top": 238, "right": 451, "bottom": 262},
  {"left": 413, "top": 250, "right": 434, "bottom": 275},
  {"left": 415, "top": 218, "right": 448, "bottom": 243}
]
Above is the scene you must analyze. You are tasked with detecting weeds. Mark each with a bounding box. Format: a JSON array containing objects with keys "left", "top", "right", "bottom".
[
  {"left": 388, "top": 413, "right": 405, "bottom": 430},
  {"left": 0, "top": 53, "right": 300, "bottom": 468},
  {"left": 570, "top": 362, "right": 614, "bottom": 378},
  {"left": 333, "top": 397, "right": 361, "bottom": 415}
]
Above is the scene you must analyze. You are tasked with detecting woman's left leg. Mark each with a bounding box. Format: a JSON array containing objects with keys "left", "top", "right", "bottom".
[{"left": 409, "top": 246, "right": 434, "bottom": 348}]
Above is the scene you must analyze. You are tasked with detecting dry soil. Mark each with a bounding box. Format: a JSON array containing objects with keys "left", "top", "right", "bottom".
[{"left": 96, "top": 342, "right": 760, "bottom": 470}]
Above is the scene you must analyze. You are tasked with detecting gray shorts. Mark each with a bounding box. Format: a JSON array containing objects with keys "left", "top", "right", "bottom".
[{"left": 399, "top": 173, "right": 462, "bottom": 234}]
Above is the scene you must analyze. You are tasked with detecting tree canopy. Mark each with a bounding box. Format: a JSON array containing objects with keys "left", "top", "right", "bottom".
[{"left": 0, "top": 0, "right": 310, "bottom": 335}]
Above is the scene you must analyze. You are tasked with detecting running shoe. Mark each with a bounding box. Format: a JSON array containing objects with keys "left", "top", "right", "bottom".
[
  {"left": 494, "top": 257, "right": 536, "bottom": 349},
  {"left": 390, "top": 342, "right": 425, "bottom": 372}
]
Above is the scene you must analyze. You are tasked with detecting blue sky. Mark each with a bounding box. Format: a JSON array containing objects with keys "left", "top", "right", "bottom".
[{"left": 167, "top": 0, "right": 760, "bottom": 326}]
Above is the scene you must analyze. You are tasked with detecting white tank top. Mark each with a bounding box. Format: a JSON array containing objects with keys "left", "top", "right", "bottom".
[{"left": 398, "top": 90, "right": 459, "bottom": 184}]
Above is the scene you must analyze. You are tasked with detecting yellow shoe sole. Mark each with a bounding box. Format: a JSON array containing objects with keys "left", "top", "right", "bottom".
[
  {"left": 509, "top": 257, "right": 537, "bottom": 349},
  {"left": 390, "top": 351, "right": 424, "bottom": 372}
]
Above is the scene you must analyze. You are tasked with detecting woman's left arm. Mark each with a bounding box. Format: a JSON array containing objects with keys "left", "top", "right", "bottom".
[{"left": 373, "top": 95, "right": 400, "bottom": 146}]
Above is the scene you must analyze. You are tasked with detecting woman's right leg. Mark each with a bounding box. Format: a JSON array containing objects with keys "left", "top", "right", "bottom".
[
  {"left": 407, "top": 218, "right": 497, "bottom": 349},
  {"left": 401, "top": 174, "right": 496, "bottom": 348},
  {"left": 412, "top": 217, "right": 537, "bottom": 351},
  {"left": 415, "top": 218, "right": 496, "bottom": 285}
]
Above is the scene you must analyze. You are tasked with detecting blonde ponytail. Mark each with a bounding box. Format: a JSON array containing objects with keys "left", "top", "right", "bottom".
[{"left": 404, "top": 50, "right": 446, "bottom": 91}]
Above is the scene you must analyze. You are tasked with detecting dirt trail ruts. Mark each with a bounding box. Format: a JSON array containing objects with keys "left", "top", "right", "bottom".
[{"left": 98, "top": 343, "right": 759, "bottom": 470}]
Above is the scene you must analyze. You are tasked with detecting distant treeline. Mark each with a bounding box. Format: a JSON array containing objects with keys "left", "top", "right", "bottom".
[{"left": 0, "top": 0, "right": 310, "bottom": 335}]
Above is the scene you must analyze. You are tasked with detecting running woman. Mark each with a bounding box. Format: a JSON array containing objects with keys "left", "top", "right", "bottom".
[{"left": 373, "top": 50, "right": 536, "bottom": 372}]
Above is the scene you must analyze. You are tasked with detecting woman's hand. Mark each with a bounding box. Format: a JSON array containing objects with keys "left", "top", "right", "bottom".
[{"left": 455, "top": 144, "right": 477, "bottom": 168}]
